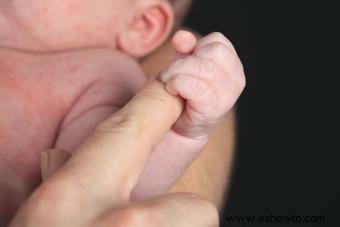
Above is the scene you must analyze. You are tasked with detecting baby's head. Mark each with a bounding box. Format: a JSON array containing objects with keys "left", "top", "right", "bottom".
[{"left": 6, "top": 0, "right": 181, "bottom": 57}]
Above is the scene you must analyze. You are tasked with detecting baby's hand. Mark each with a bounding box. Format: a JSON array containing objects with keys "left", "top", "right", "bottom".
[{"left": 159, "top": 31, "right": 246, "bottom": 140}]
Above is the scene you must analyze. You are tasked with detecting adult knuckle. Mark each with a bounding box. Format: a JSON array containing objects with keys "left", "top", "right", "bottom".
[
  {"left": 19, "top": 186, "right": 69, "bottom": 226},
  {"left": 96, "top": 110, "right": 145, "bottom": 140},
  {"left": 110, "top": 174, "right": 134, "bottom": 202},
  {"left": 96, "top": 111, "right": 126, "bottom": 131}
]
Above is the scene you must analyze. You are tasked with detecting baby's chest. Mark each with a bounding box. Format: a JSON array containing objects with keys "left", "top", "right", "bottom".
[
  {"left": 0, "top": 56, "right": 98, "bottom": 150},
  {"left": 0, "top": 49, "right": 144, "bottom": 182},
  {"left": 0, "top": 54, "right": 102, "bottom": 176}
]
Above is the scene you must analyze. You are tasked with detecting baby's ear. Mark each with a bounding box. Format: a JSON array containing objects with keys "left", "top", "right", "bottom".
[{"left": 117, "top": 1, "right": 174, "bottom": 58}]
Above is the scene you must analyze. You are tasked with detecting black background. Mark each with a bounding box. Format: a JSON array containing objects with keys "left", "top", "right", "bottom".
[{"left": 184, "top": 1, "right": 339, "bottom": 226}]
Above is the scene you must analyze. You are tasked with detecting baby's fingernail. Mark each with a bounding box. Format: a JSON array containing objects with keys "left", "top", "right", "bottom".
[{"left": 40, "top": 152, "right": 49, "bottom": 181}]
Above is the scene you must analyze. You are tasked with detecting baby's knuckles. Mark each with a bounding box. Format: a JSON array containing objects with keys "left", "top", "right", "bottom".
[
  {"left": 199, "top": 43, "right": 245, "bottom": 106},
  {"left": 180, "top": 33, "right": 245, "bottom": 134},
  {"left": 197, "top": 32, "right": 237, "bottom": 54},
  {"left": 170, "top": 57, "right": 220, "bottom": 85},
  {"left": 195, "top": 32, "right": 243, "bottom": 79},
  {"left": 208, "top": 44, "right": 239, "bottom": 75}
]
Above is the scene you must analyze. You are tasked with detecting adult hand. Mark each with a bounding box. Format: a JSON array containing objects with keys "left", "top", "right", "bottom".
[{"left": 9, "top": 81, "right": 219, "bottom": 227}]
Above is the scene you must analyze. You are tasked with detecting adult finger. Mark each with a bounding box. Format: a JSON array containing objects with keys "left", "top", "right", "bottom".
[
  {"left": 47, "top": 80, "right": 184, "bottom": 204},
  {"left": 98, "top": 193, "right": 219, "bottom": 227}
]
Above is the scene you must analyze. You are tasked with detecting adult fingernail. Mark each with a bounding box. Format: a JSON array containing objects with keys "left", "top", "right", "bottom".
[
  {"left": 47, "top": 149, "right": 72, "bottom": 177},
  {"left": 41, "top": 149, "right": 72, "bottom": 181},
  {"left": 40, "top": 151, "right": 49, "bottom": 181}
]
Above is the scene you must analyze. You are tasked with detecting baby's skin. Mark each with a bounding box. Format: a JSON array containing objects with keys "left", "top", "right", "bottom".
[
  {"left": 0, "top": 0, "right": 246, "bottom": 223},
  {"left": 0, "top": 47, "right": 146, "bottom": 220}
]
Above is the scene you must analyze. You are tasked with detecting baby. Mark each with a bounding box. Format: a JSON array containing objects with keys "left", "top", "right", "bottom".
[{"left": 0, "top": 0, "right": 245, "bottom": 223}]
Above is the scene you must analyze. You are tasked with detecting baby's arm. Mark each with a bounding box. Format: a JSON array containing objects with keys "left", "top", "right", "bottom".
[
  {"left": 131, "top": 31, "right": 246, "bottom": 200},
  {"left": 141, "top": 32, "right": 236, "bottom": 210}
]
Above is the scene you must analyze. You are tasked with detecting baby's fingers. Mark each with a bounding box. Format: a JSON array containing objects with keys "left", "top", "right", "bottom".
[
  {"left": 160, "top": 57, "right": 219, "bottom": 84},
  {"left": 196, "top": 32, "right": 237, "bottom": 55},
  {"left": 195, "top": 41, "right": 243, "bottom": 78},
  {"left": 166, "top": 74, "right": 216, "bottom": 115},
  {"left": 172, "top": 30, "right": 197, "bottom": 57}
]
